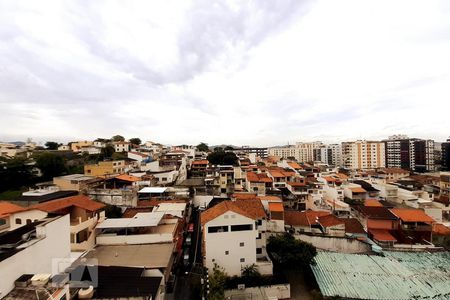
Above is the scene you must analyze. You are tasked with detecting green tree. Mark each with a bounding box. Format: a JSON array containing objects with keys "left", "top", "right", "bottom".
[
  {"left": 0, "top": 157, "right": 35, "bottom": 192},
  {"left": 267, "top": 233, "right": 317, "bottom": 269},
  {"left": 207, "top": 151, "right": 238, "bottom": 165},
  {"left": 225, "top": 146, "right": 234, "bottom": 150},
  {"left": 112, "top": 135, "right": 125, "bottom": 142},
  {"left": 35, "top": 153, "right": 66, "bottom": 180},
  {"left": 196, "top": 142, "right": 209, "bottom": 152},
  {"left": 129, "top": 138, "right": 142, "bottom": 146},
  {"left": 240, "top": 264, "right": 262, "bottom": 286},
  {"left": 101, "top": 145, "right": 115, "bottom": 158},
  {"left": 45, "top": 141, "right": 59, "bottom": 150},
  {"left": 208, "top": 263, "right": 227, "bottom": 300}
]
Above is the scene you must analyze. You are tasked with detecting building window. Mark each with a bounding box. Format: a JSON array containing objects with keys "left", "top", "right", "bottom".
[
  {"left": 224, "top": 215, "right": 229, "bottom": 219},
  {"left": 239, "top": 242, "right": 245, "bottom": 247},
  {"left": 257, "top": 232, "right": 262, "bottom": 239},
  {"left": 231, "top": 224, "right": 253, "bottom": 232},
  {"left": 256, "top": 248, "right": 262, "bottom": 254},
  {"left": 225, "top": 251, "right": 229, "bottom": 255},
  {"left": 208, "top": 226, "right": 229, "bottom": 233},
  {"left": 240, "top": 258, "right": 245, "bottom": 263},
  {"left": 26, "top": 219, "right": 32, "bottom": 225},
  {"left": 15, "top": 218, "right": 22, "bottom": 225}
]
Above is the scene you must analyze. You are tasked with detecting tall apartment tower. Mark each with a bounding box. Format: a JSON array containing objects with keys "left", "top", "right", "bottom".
[
  {"left": 384, "top": 135, "right": 435, "bottom": 172},
  {"left": 315, "top": 144, "right": 342, "bottom": 166},
  {"left": 269, "top": 142, "right": 322, "bottom": 163},
  {"left": 342, "top": 140, "right": 385, "bottom": 170},
  {"left": 441, "top": 138, "right": 450, "bottom": 171}
]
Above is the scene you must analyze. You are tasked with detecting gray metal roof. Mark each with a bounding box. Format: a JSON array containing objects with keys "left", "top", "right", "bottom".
[{"left": 311, "top": 251, "right": 450, "bottom": 299}]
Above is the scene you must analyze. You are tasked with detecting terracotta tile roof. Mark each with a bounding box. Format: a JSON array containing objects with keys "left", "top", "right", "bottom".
[
  {"left": 322, "top": 176, "right": 338, "bottom": 183},
  {"left": 247, "top": 172, "right": 272, "bottom": 183},
  {"left": 357, "top": 206, "right": 398, "bottom": 220},
  {"left": 123, "top": 207, "right": 153, "bottom": 218},
  {"left": 268, "top": 202, "right": 284, "bottom": 212},
  {"left": 235, "top": 199, "right": 267, "bottom": 219},
  {"left": 350, "top": 187, "right": 367, "bottom": 193},
  {"left": 364, "top": 199, "right": 383, "bottom": 207},
  {"left": 267, "top": 169, "right": 285, "bottom": 178},
  {"left": 0, "top": 201, "right": 25, "bottom": 217},
  {"left": 284, "top": 210, "right": 330, "bottom": 227},
  {"left": 339, "top": 218, "right": 366, "bottom": 234},
  {"left": 30, "top": 195, "right": 105, "bottom": 213},
  {"left": 432, "top": 223, "right": 450, "bottom": 235},
  {"left": 369, "top": 229, "right": 397, "bottom": 242},
  {"left": 288, "top": 162, "right": 302, "bottom": 169},
  {"left": 287, "top": 181, "right": 307, "bottom": 187},
  {"left": 114, "top": 174, "right": 141, "bottom": 182},
  {"left": 232, "top": 193, "right": 258, "bottom": 200},
  {"left": 335, "top": 173, "right": 349, "bottom": 180},
  {"left": 192, "top": 159, "right": 209, "bottom": 165},
  {"left": 390, "top": 208, "right": 434, "bottom": 223},
  {"left": 128, "top": 151, "right": 148, "bottom": 158},
  {"left": 259, "top": 196, "right": 282, "bottom": 202},
  {"left": 318, "top": 214, "right": 345, "bottom": 228},
  {"left": 201, "top": 201, "right": 256, "bottom": 226}
]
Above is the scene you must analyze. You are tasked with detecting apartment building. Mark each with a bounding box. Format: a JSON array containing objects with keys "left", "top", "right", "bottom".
[
  {"left": 113, "top": 141, "right": 131, "bottom": 152},
  {"left": 384, "top": 136, "right": 435, "bottom": 172},
  {"left": 201, "top": 201, "right": 273, "bottom": 276},
  {"left": 315, "top": 144, "right": 342, "bottom": 166},
  {"left": 268, "top": 142, "right": 321, "bottom": 163},
  {"left": 84, "top": 160, "right": 126, "bottom": 177},
  {"left": 441, "top": 138, "right": 450, "bottom": 171},
  {"left": 342, "top": 140, "right": 385, "bottom": 170}
]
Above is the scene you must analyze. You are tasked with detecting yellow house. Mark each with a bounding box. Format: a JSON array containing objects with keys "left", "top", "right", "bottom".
[
  {"left": 84, "top": 160, "right": 125, "bottom": 177},
  {"left": 71, "top": 141, "right": 94, "bottom": 152}
]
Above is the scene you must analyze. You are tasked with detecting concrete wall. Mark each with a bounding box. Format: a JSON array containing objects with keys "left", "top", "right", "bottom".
[
  {"left": 0, "top": 215, "right": 70, "bottom": 299},
  {"left": 204, "top": 211, "right": 258, "bottom": 276},
  {"left": 225, "top": 283, "right": 290, "bottom": 300},
  {"left": 192, "top": 195, "right": 214, "bottom": 208},
  {"left": 96, "top": 233, "right": 173, "bottom": 245},
  {"left": 88, "top": 189, "right": 137, "bottom": 207},
  {"left": 295, "top": 234, "right": 371, "bottom": 253}
]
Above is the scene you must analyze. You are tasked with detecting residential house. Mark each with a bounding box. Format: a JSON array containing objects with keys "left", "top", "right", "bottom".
[
  {"left": 84, "top": 160, "right": 126, "bottom": 177},
  {"left": 0, "top": 201, "right": 47, "bottom": 233},
  {"left": 0, "top": 215, "right": 71, "bottom": 298},
  {"left": 113, "top": 141, "right": 130, "bottom": 152},
  {"left": 30, "top": 195, "right": 106, "bottom": 251},
  {"left": 53, "top": 174, "right": 100, "bottom": 191},
  {"left": 390, "top": 208, "right": 434, "bottom": 244}
]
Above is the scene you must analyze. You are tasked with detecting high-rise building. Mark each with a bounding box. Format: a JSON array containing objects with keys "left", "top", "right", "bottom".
[
  {"left": 269, "top": 142, "right": 322, "bottom": 163},
  {"left": 441, "top": 138, "right": 450, "bottom": 171},
  {"left": 342, "top": 140, "right": 385, "bottom": 170},
  {"left": 384, "top": 136, "right": 435, "bottom": 172},
  {"left": 315, "top": 144, "right": 342, "bottom": 166}
]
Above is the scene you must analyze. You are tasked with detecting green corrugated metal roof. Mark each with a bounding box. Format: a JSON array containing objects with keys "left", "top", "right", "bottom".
[{"left": 311, "top": 251, "right": 450, "bottom": 299}]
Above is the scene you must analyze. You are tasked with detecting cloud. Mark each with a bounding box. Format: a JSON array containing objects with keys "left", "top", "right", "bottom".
[{"left": 0, "top": 0, "right": 449, "bottom": 146}]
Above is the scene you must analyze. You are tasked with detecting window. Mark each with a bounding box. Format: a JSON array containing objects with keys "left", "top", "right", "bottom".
[
  {"left": 256, "top": 248, "right": 262, "bottom": 254},
  {"left": 224, "top": 215, "right": 229, "bottom": 219},
  {"left": 26, "top": 219, "right": 32, "bottom": 225},
  {"left": 225, "top": 251, "right": 229, "bottom": 255},
  {"left": 257, "top": 232, "right": 262, "bottom": 239},
  {"left": 15, "top": 218, "right": 22, "bottom": 225},
  {"left": 87, "top": 170, "right": 91, "bottom": 174},
  {"left": 240, "top": 258, "right": 245, "bottom": 263},
  {"left": 208, "top": 226, "right": 229, "bottom": 233},
  {"left": 231, "top": 224, "right": 253, "bottom": 232},
  {"left": 162, "top": 177, "right": 167, "bottom": 181},
  {"left": 239, "top": 242, "right": 245, "bottom": 247}
]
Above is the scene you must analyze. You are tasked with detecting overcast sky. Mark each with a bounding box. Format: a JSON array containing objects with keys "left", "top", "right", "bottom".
[{"left": 1, "top": 0, "right": 450, "bottom": 146}]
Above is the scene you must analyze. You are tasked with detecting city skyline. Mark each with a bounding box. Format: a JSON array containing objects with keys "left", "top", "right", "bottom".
[{"left": 1, "top": 0, "right": 450, "bottom": 145}]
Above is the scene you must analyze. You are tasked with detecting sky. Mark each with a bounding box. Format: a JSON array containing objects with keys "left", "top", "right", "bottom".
[{"left": 1, "top": 0, "right": 450, "bottom": 147}]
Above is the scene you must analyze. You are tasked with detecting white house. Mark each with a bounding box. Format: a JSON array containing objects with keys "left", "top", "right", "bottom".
[
  {"left": 0, "top": 201, "right": 48, "bottom": 233},
  {"left": 113, "top": 141, "right": 130, "bottom": 152},
  {"left": 0, "top": 215, "right": 71, "bottom": 299},
  {"left": 201, "top": 201, "right": 273, "bottom": 276}
]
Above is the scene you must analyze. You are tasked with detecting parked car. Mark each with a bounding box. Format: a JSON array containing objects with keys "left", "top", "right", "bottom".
[
  {"left": 183, "top": 248, "right": 190, "bottom": 266},
  {"left": 186, "top": 233, "right": 192, "bottom": 246},
  {"left": 188, "top": 223, "right": 194, "bottom": 232}
]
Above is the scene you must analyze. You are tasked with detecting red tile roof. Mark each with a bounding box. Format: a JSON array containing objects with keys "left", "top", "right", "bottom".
[
  {"left": 340, "top": 218, "right": 366, "bottom": 234},
  {"left": 235, "top": 199, "right": 267, "bottom": 219},
  {"left": 0, "top": 201, "right": 25, "bottom": 217},
  {"left": 137, "top": 199, "right": 186, "bottom": 207},
  {"left": 350, "top": 187, "right": 367, "bottom": 193},
  {"left": 259, "top": 196, "right": 282, "bottom": 202},
  {"left": 247, "top": 172, "right": 272, "bottom": 183},
  {"left": 284, "top": 210, "right": 330, "bottom": 227},
  {"left": 369, "top": 229, "right": 397, "bottom": 242},
  {"left": 231, "top": 193, "right": 258, "bottom": 200},
  {"left": 288, "top": 162, "right": 302, "bottom": 169},
  {"left": 114, "top": 174, "right": 140, "bottom": 182},
  {"left": 287, "top": 181, "right": 307, "bottom": 187},
  {"left": 390, "top": 208, "right": 434, "bottom": 223},
  {"left": 192, "top": 160, "right": 209, "bottom": 165},
  {"left": 433, "top": 223, "right": 450, "bottom": 235},
  {"left": 30, "top": 195, "right": 105, "bottom": 213},
  {"left": 201, "top": 201, "right": 256, "bottom": 226},
  {"left": 268, "top": 202, "right": 284, "bottom": 212},
  {"left": 318, "top": 214, "right": 345, "bottom": 228},
  {"left": 364, "top": 199, "right": 383, "bottom": 207}
]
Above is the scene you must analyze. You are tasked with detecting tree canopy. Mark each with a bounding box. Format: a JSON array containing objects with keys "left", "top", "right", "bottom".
[
  {"left": 267, "top": 233, "right": 317, "bottom": 269},
  {"left": 111, "top": 135, "right": 125, "bottom": 142},
  {"left": 0, "top": 157, "right": 35, "bottom": 192},
  {"left": 35, "top": 152, "right": 66, "bottom": 180},
  {"left": 129, "top": 138, "right": 141, "bottom": 145},
  {"left": 196, "top": 142, "right": 209, "bottom": 152},
  {"left": 207, "top": 149, "right": 238, "bottom": 165},
  {"left": 208, "top": 263, "right": 227, "bottom": 300},
  {"left": 45, "top": 141, "right": 59, "bottom": 150}
]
